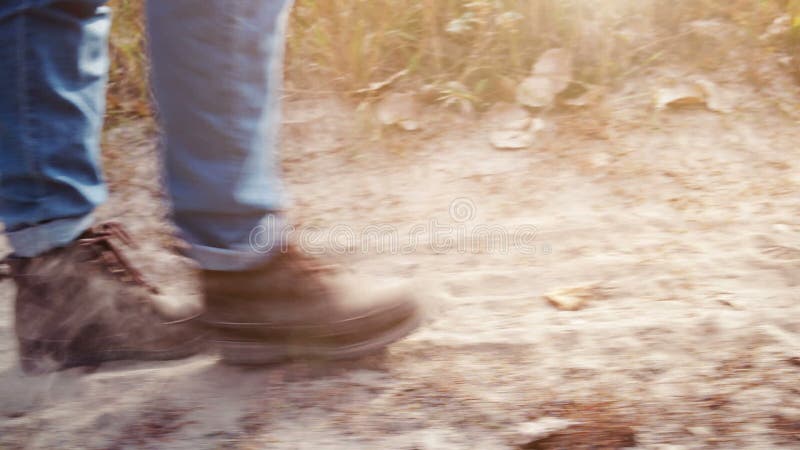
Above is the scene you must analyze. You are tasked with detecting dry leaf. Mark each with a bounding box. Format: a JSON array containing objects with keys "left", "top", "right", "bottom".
[
  {"left": 516, "top": 76, "right": 557, "bottom": 108},
  {"left": 375, "top": 92, "right": 421, "bottom": 129},
  {"left": 487, "top": 104, "right": 538, "bottom": 149},
  {"left": 516, "top": 48, "right": 573, "bottom": 108},
  {"left": 544, "top": 284, "right": 608, "bottom": 311},
  {"left": 398, "top": 120, "right": 420, "bottom": 131},
  {"left": 489, "top": 130, "right": 534, "bottom": 150},
  {"left": 654, "top": 83, "right": 706, "bottom": 110},
  {"left": 654, "top": 79, "right": 733, "bottom": 113},
  {"left": 514, "top": 418, "right": 578, "bottom": 446},
  {"left": 485, "top": 103, "right": 531, "bottom": 129},
  {"left": 532, "top": 48, "right": 573, "bottom": 93},
  {"left": 761, "top": 14, "right": 791, "bottom": 41}
]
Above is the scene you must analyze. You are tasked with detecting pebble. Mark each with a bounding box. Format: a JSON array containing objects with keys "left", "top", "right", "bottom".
[{"left": 513, "top": 416, "right": 577, "bottom": 446}]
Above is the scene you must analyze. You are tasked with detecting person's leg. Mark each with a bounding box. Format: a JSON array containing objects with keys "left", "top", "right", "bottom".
[
  {"left": 146, "top": 0, "right": 290, "bottom": 271},
  {"left": 146, "top": 1, "right": 422, "bottom": 366},
  {"left": 0, "top": 0, "right": 109, "bottom": 256},
  {"left": 0, "top": 1, "right": 204, "bottom": 374}
]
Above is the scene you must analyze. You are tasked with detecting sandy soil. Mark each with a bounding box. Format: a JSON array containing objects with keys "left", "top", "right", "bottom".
[{"left": 1, "top": 89, "right": 799, "bottom": 449}]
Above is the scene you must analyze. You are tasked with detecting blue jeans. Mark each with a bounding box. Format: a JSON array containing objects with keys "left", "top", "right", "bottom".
[{"left": 0, "top": 0, "right": 289, "bottom": 270}]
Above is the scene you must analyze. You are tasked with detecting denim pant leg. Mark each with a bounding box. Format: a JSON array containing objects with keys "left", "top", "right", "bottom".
[
  {"left": 0, "top": 0, "right": 110, "bottom": 257},
  {"left": 146, "top": 1, "right": 291, "bottom": 271}
]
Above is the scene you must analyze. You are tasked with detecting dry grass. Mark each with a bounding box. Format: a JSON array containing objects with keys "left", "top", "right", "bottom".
[
  {"left": 107, "top": 0, "right": 149, "bottom": 124},
  {"left": 106, "top": 0, "right": 800, "bottom": 121}
]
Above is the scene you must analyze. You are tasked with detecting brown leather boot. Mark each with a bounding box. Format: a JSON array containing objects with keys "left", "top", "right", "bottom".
[
  {"left": 201, "top": 245, "right": 422, "bottom": 365},
  {"left": 2, "top": 222, "right": 207, "bottom": 374}
]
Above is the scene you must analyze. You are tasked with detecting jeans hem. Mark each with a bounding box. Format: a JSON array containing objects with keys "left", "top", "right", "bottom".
[
  {"left": 185, "top": 244, "right": 277, "bottom": 271},
  {"left": 7, "top": 214, "right": 94, "bottom": 257},
  {"left": 184, "top": 214, "right": 285, "bottom": 271}
]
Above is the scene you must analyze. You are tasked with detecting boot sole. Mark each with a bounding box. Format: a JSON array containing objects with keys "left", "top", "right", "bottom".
[
  {"left": 215, "top": 312, "right": 422, "bottom": 365},
  {"left": 19, "top": 332, "right": 209, "bottom": 374}
]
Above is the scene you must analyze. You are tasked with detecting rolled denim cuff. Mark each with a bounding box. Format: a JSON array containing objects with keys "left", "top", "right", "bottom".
[
  {"left": 185, "top": 214, "right": 286, "bottom": 271},
  {"left": 6, "top": 214, "right": 94, "bottom": 257}
]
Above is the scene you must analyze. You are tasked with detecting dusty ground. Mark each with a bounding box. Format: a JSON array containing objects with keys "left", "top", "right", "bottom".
[{"left": 1, "top": 86, "right": 799, "bottom": 449}]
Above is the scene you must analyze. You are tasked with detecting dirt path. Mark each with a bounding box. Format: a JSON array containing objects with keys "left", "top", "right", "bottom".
[{"left": 1, "top": 95, "right": 799, "bottom": 449}]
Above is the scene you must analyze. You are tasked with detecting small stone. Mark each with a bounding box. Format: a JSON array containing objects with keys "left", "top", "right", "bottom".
[
  {"left": 398, "top": 120, "right": 420, "bottom": 131},
  {"left": 544, "top": 284, "right": 608, "bottom": 311},
  {"left": 513, "top": 417, "right": 577, "bottom": 446},
  {"left": 686, "top": 426, "right": 713, "bottom": 437},
  {"left": 489, "top": 130, "right": 534, "bottom": 150}
]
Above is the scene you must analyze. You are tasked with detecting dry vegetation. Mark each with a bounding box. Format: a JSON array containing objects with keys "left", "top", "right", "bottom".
[
  {"left": 107, "top": 0, "right": 800, "bottom": 122},
  {"left": 107, "top": 0, "right": 149, "bottom": 123},
  {"left": 3, "top": 4, "right": 800, "bottom": 449}
]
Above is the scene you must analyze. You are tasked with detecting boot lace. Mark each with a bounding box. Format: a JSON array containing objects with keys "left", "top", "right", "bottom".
[{"left": 78, "top": 222, "right": 160, "bottom": 294}]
